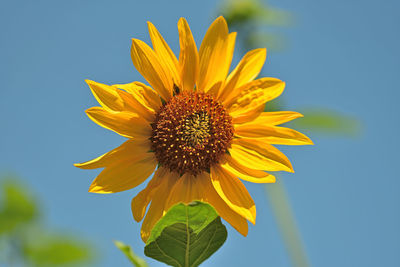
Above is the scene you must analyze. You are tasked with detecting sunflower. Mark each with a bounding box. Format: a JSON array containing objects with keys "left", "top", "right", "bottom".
[{"left": 75, "top": 16, "right": 312, "bottom": 242}]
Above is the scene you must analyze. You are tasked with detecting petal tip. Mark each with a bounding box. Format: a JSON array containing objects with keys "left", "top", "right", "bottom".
[
  {"left": 216, "top": 15, "right": 227, "bottom": 23},
  {"left": 88, "top": 184, "right": 110, "bottom": 194},
  {"left": 257, "top": 47, "right": 267, "bottom": 55},
  {"left": 210, "top": 15, "right": 228, "bottom": 31},
  {"left": 261, "top": 48, "right": 267, "bottom": 58},
  {"left": 178, "top": 17, "right": 187, "bottom": 24},
  {"left": 306, "top": 138, "right": 314, "bottom": 145},
  {"left": 73, "top": 162, "right": 83, "bottom": 168},
  {"left": 84, "top": 107, "right": 95, "bottom": 115},
  {"left": 85, "top": 79, "right": 97, "bottom": 87},
  {"left": 131, "top": 197, "right": 145, "bottom": 222},
  {"left": 140, "top": 231, "right": 149, "bottom": 243},
  {"left": 88, "top": 185, "right": 98, "bottom": 193},
  {"left": 131, "top": 38, "right": 140, "bottom": 46},
  {"left": 249, "top": 207, "right": 256, "bottom": 224},
  {"left": 147, "top": 21, "right": 157, "bottom": 32}
]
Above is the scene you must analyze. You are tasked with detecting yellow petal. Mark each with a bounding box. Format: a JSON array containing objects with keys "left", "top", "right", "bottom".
[
  {"left": 220, "top": 154, "right": 276, "bottom": 183},
  {"left": 88, "top": 153, "right": 157, "bottom": 194},
  {"left": 197, "top": 172, "right": 249, "bottom": 236},
  {"left": 232, "top": 104, "right": 265, "bottom": 124},
  {"left": 237, "top": 111, "right": 303, "bottom": 126},
  {"left": 208, "top": 31, "right": 236, "bottom": 96},
  {"left": 210, "top": 165, "right": 256, "bottom": 224},
  {"left": 227, "top": 78, "right": 285, "bottom": 119},
  {"left": 219, "top": 48, "right": 266, "bottom": 103},
  {"left": 140, "top": 171, "right": 178, "bottom": 242},
  {"left": 230, "top": 138, "right": 294, "bottom": 172},
  {"left": 224, "top": 32, "right": 237, "bottom": 79},
  {"left": 235, "top": 124, "right": 313, "bottom": 145},
  {"left": 85, "top": 107, "right": 151, "bottom": 139},
  {"left": 74, "top": 139, "right": 151, "bottom": 170},
  {"left": 131, "top": 38, "right": 172, "bottom": 101},
  {"left": 85, "top": 80, "right": 134, "bottom": 112},
  {"left": 113, "top": 82, "right": 162, "bottom": 111},
  {"left": 205, "top": 81, "right": 223, "bottom": 98},
  {"left": 147, "top": 22, "right": 180, "bottom": 88},
  {"left": 165, "top": 173, "right": 204, "bottom": 210},
  {"left": 131, "top": 167, "right": 167, "bottom": 222},
  {"left": 178, "top": 18, "right": 199, "bottom": 92},
  {"left": 85, "top": 80, "right": 155, "bottom": 122},
  {"left": 226, "top": 32, "right": 237, "bottom": 60},
  {"left": 198, "top": 16, "right": 232, "bottom": 93}
]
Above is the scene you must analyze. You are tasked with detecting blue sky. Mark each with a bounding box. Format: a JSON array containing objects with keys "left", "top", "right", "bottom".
[{"left": 1, "top": 0, "right": 399, "bottom": 266}]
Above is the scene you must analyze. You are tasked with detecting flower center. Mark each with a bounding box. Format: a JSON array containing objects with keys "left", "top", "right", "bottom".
[
  {"left": 151, "top": 91, "right": 234, "bottom": 175},
  {"left": 182, "top": 111, "right": 210, "bottom": 147}
]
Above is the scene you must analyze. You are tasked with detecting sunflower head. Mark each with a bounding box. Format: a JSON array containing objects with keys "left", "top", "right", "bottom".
[
  {"left": 151, "top": 91, "right": 234, "bottom": 175},
  {"left": 75, "top": 16, "right": 313, "bottom": 242}
]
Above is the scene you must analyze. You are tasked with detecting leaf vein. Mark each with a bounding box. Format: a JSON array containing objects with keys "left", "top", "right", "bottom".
[
  {"left": 154, "top": 239, "right": 182, "bottom": 267},
  {"left": 191, "top": 224, "right": 218, "bottom": 267},
  {"left": 163, "top": 231, "right": 187, "bottom": 246}
]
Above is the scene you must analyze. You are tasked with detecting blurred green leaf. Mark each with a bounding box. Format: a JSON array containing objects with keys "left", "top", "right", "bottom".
[
  {"left": 246, "top": 32, "right": 287, "bottom": 52},
  {"left": 24, "top": 234, "right": 93, "bottom": 267},
  {"left": 265, "top": 180, "right": 310, "bottom": 267},
  {"left": 114, "top": 240, "right": 148, "bottom": 267},
  {"left": 144, "top": 202, "right": 227, "bottom": 267},
  {"left": 223, "top": 0, "right": 261, "bottom": 26},
  {"left": 0, "top": 179, "right": 38, "bottom": 235},
  {"left": 264, "top": 98, "right": 284, "bottom": 112},
  {"left": 0, "top": 177, "right": 95, "bottom": 267},
  {"left": 222, "top": 0, "right": 290, "bottom": 27},
  {"left": 220, "top": 0, "right": 291, "bottom": 51},
  {"left": 290, "top": 108, "right": 361, "bottom": 136}
]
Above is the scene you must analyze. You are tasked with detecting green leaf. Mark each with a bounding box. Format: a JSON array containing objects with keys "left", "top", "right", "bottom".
[
  {"left": 290, "top": 108, "right": 361, "bottom": 136},
  {"left": 265, "top": 180, "right": 310, "bottom": 267},
  {"left": 220, "top": 0, "right": 291, "bottom": 52},
  {"left": 264, "top": 98, "right": 284, "bottom": 112},
  {"left": 144, "top": 202, "right": 227, "bottom": 267},
  {"left": 24, "top": 235, "right": 93, "bottom": 267},
  {"left": 245, "top": 32, "right": 287, "bottom": 52},
  {"left": 0, "top": 179, "right": 38, "bottom": 235},
  {"left": 114, "top": 241, "right": 148, "bottom": 267}
]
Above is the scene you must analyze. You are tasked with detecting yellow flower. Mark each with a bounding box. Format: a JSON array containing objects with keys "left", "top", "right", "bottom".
[{"left": 75, "top": 16, "right": 312, "bottom": 242}]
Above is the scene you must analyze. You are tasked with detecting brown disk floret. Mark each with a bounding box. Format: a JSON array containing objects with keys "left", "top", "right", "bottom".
[{"left": 151, "top": 91, "right": 234, "bottom": 175}]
